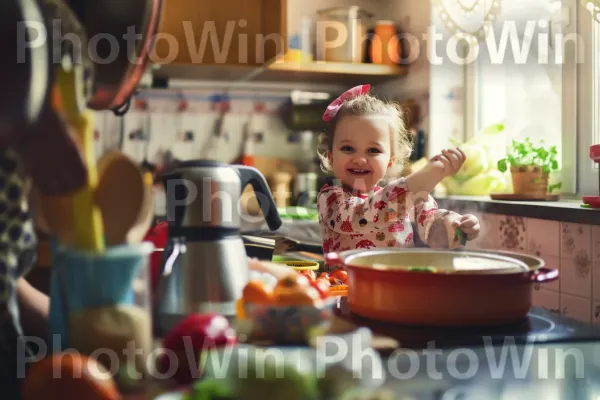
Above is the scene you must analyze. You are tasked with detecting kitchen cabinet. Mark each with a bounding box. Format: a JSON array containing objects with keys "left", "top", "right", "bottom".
[
  {"left": 152, "top": 0, "right": 287, "bottom": 66},
  {"left": 150, "top": 0, "right": 412, "bottom": 86}
]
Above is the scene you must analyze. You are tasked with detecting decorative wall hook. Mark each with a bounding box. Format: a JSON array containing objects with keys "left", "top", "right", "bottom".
[
  {"left": 176, "top": 90, "right": 188, "bottom": 112},
  {"left": 134, "top": 98, "right": 148, "bottom": 111}
]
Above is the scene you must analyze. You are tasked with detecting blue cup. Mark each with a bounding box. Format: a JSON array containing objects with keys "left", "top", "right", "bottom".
[{"left": 48, "top": 242, "right": 154, "bottom": 350}]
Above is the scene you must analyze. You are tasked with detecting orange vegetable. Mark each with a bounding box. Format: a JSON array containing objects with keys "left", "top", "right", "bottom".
[
  {"left": 243, "top": 280, "right": 272, "bottom": 304},
  {"left": 273, "top": 285, "right": 321, "bottom": 306},
  {"left": 271, "top": 272, "right": 324, "bottom": 306},
  {"left": 274, "top": 273, "right": 310, "bottom": 293}
]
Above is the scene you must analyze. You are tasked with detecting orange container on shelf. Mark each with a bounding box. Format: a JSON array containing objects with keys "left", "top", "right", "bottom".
[{"left": 371, "top": 20, "right": 400, "bottom": 65}]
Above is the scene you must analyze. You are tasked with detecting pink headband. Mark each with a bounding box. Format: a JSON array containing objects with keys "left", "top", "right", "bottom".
[{"left": 322, "top": 84, "right": 371, "bottom": 122}]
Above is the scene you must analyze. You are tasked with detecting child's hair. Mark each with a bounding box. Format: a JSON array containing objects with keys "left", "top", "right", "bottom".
[{"left": 317, "top": 92, "right": 412, "bottom": 180}]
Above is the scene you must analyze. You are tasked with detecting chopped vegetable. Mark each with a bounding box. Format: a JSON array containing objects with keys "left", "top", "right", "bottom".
[
  {"left": 455, "top": 228, "right": 467, "bottom": 246},
  {"left": 407, "top": 266, "right": 438, "bottom": 273}
]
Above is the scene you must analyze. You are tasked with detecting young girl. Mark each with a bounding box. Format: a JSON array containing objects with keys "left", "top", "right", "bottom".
[{"left": 317, "top": 84, "right": 480, "bottom": 253}]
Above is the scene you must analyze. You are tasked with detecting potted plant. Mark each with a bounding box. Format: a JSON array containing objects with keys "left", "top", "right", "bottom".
[{"left": 497, "top": 138, "right": 562, "bottom": 196}]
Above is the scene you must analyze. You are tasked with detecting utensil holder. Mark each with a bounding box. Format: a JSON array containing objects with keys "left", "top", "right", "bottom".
[{"left": 48, "top": 242, "right": 154, "bottom": 390}]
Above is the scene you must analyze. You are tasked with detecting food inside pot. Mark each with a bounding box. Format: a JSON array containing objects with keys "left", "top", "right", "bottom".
[{"left": 355, "top": 251, "right": 530, "bottom": 274}]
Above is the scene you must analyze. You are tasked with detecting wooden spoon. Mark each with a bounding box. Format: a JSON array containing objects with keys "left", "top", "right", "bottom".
[
  {"left": 94, "top": 151, "right": 147, "bottom": 247},
  {"left": 32, "top": 184, "right": 76, "bottom": 246},
  {"left": 123, "top": 172, "right": 155, "bottom": 245}
]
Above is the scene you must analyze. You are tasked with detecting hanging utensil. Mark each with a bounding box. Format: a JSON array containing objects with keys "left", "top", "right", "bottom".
[
  {"left": 139, "top": 100, "right": 157, "bottom": 176},
  {"left": 55, "top": 60, "right": 104, "bottom": 253},
  {"left": 64, "top": 0, "right": 163, "bottom": 112}
]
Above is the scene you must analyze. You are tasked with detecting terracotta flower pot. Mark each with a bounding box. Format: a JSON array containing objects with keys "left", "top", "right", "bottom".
[{"left": 510, "top": 165, "right": 549, "bottom": 196}]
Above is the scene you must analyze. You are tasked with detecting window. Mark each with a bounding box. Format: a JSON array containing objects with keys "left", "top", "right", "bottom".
[
  {"left": 468, "top": 0, "right": 572, "bottom": 194},
  {"left": 578, "top": 3, "right": 600, "bottom": 197}
]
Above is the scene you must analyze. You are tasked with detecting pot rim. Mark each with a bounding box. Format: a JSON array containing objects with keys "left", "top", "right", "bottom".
[{"left": 327, "top": 248, "right": 544, "bottom": 276}]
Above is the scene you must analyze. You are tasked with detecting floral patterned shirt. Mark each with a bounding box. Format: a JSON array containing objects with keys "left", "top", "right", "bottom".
[{"left": 317, "top": 178, "right": 465, "bottom": 254}]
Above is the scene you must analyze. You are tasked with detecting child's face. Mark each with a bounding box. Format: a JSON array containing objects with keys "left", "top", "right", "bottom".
[{"left": 328, "top": 115, "right": 393, "bottom": 192}]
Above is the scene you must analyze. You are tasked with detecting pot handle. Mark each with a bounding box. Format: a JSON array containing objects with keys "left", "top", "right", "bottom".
[
  {"left": 325, "top": 252, "right": 344, "bottom": 267},
  {"left": 531, "top": 267, "right": 559, "bottom": 283}
]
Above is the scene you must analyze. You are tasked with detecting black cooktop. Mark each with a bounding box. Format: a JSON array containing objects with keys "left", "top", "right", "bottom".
[{"left": 335, "top": 300, "right": 600, "bottom": 350}]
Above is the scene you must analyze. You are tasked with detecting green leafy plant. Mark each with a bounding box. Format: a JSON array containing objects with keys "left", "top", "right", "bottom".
[{"left": 497, "top": 138, "right": 562, "bottom": 193}]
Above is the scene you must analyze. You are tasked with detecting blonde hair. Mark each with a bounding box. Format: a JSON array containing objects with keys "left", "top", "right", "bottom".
[{"left": 317, "top": 92, "right": 412, "bottom": 180}]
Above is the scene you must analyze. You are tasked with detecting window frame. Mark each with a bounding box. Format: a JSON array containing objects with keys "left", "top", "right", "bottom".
[
  {"left": 578, "top": 1, "right": 600, "bottom": 197},
  {"left": 462, "top": 0, "right": 582, "bottom": 195}
]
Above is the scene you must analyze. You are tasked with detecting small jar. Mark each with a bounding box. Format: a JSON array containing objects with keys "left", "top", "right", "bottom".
[{"left": 371, "top": 20, "right": 400, "bottom": 65}]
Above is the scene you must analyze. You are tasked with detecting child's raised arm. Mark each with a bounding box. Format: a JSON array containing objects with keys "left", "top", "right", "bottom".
[{"left": 404, "top": 148, "right": 466, "bottom": 194}]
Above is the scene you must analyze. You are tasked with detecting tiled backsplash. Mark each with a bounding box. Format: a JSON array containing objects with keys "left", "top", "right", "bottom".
[
  {"left": 466, "top": 212, "right": 600, "bottom": 325},
  {"left": 92, "top": 88, "right": 318, "bottom": 168}
]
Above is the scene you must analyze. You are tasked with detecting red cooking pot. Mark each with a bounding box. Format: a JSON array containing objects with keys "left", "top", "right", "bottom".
[{"left": 325, "top": 248, "right": 558, "bottom": 326}]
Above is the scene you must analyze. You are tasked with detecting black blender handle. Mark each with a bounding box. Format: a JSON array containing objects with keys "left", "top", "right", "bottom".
[{"left": 236, "top": 166, "right": 282, "bottom": 231}]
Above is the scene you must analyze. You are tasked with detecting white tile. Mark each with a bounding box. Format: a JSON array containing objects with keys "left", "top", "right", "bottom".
[
  {"left": 536, "top": 255, "right": 560, "bottom": 292},
  {"left": 560, "top": 258, "right": 592, "bottom": 298},
  {"left": 560, "top": 293, "right": 592, "bottom": 324},
  {"left": 497, "top": 215, "right": 528, "bottom": 253},
  {"left": 593, "top": 226, "right": 600, "bottom": 265},
  {"left": 560, "top": 222, "right": 591, "bottom": 260},
  {"left": 532, "top": 288, "right": 560, "bottom": 313},
  {"left": 527, "top": 218, "right": 560, "bottom": 258}
]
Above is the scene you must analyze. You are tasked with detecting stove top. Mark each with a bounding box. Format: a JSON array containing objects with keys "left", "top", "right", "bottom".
[{"left": 334, "top": 300, "right": 600, "bottom": 350}]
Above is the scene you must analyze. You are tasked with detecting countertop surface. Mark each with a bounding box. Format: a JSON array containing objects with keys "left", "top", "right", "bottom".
[
  {"left": 377, "top": 339, "right": 600, "bottom": 399},
  {"left": 435, "top": 195, "right": 600, "bottom": 225}
]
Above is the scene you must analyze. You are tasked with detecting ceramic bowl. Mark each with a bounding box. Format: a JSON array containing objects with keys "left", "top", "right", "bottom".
[{"left": 242, "top": 298, "right": 337, "bottom": 344}]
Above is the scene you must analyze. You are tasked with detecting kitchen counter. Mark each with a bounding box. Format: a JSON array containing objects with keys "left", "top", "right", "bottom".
[
  {"left": 125, "top": 306, "right": 600, "bottom": 400},
  {"left": 434, "top": 195, "right": 600, "bottom": 225},
  {"left": 377, "top": 339, "right": 600, "bottom": 399},
  {"left": 125, "top": 342, "right": 600, "bottom": 399}
]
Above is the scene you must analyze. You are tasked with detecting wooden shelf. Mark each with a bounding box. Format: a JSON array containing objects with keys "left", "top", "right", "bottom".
[
  {"left": 263, "top": 61, "right": 409, "bottom": 84},
  {"left": 152, "top": 61, "right": 409, "bottom": 86}
]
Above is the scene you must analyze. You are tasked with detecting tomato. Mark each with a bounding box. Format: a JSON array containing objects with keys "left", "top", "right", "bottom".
[
  {"left": 300, "top": 270, "right": 316, "bottom": 281},
  {"left": 311, "top": 279, "right": 331, "bottom": 299},
  {"left": 331, "top": 270, "right": 348, "bottom": 284},
  {"left": 315, "top": 277, "right": 331, "bottom": 287}
]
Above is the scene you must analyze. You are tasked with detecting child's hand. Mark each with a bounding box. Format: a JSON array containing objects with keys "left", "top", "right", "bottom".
[
  {"left": 452, "top": 214, "right": 480, "bottom": 240},
  {"left": 431, "top": 148, "right": 466, "bottom": 178}
]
